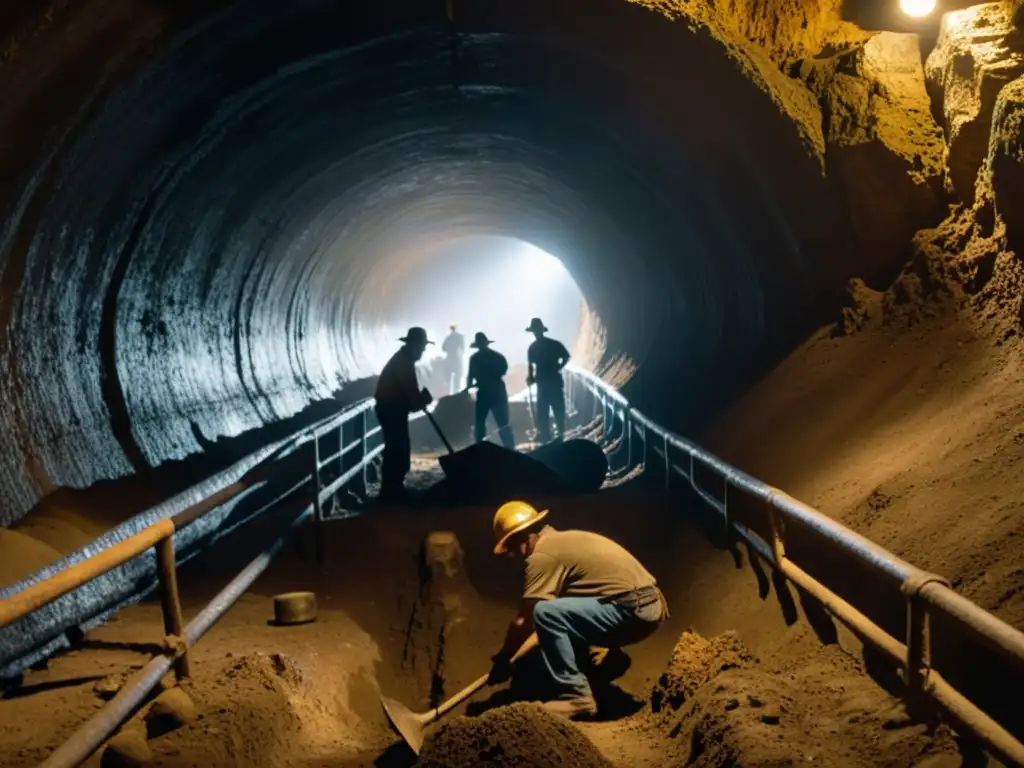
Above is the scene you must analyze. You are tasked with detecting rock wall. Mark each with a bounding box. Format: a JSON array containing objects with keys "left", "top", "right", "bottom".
[
  {"left": 802, "top": 32, "right": 948, "bottom": 283},
  {"left": 926, "top": 2, "right": 1024, "bottom": 204}
]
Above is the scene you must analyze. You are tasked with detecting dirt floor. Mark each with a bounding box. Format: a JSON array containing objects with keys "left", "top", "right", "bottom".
[{"left": 0, "top": 488, "right": 978, "bottom": 767}]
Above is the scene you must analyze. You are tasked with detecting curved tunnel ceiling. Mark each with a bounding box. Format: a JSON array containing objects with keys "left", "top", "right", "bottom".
[{"left": 0, "top": 0, "right": 861, "bottom": 523}]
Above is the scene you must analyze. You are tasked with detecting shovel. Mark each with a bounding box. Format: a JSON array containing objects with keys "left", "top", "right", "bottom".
[{"left": 380, "top": 633, "right": 539, "bottom": 754}]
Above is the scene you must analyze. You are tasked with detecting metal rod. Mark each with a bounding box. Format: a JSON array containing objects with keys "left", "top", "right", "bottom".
[
  {"left": 319, "top": 444, "right": 385, "bottom": 504},
  {"left": 0, "top": 520, "right": 175, "bottom": 629},
  {"left": 156, "top": 536, "right": 190, "bottom": 680},
  {"left": 905, "top": 595, "right": 928, "bottom": 697},
  {"left": 312, "top": 432, "right": 324, "bottom": 566},
  {"left": 780, "top": 558, "right": 905, "bottom": 666},
  {"left": 927, "top": 669, "right": 1024, "bottom": 768},
  {"left": 921, "top": 583, "right": 1024, "bottom": 667},
  {"left": 41, "top": 503, "right": 313, "bottom": 768},
  {"left": 361, "top": 410, "right": 369, "bottom": 490}
]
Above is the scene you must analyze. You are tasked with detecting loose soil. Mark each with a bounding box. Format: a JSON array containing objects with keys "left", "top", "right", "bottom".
[
  {"left": 417, "top": 702, "right": 612, "bottom": 768},
  {"left": 0, "top": 492, "right": 976, "bottom": 767}
]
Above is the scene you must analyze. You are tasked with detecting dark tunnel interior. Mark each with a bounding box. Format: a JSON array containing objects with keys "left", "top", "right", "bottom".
[{"left": 0, "top": 0, "right": 866, "bottom": 524}]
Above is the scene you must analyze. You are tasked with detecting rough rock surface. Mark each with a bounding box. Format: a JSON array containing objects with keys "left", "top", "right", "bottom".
[
  {"left": 926, "top": 2, "right": 1024, "bottom": 203},
  {"left": 988, "top": 74, "right": 1024, "bottom": 252},
  {"left": 631, "top": 0, "right": 827, "bottom": 160},
  {"left": 802, "top": 32, "right": 947, "bottom": 281},
  {"left": 416, "top": 702, "right": 612, "bottom": 768},
  {"left": 630, "top": 0, "right": 866, "bottom": 69}
]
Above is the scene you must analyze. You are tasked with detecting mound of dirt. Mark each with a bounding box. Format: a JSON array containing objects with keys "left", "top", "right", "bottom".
[
  {"left": 622, "top": 630, "right": 959, "bottom": 768},
  {"left": 417, "top": 702, "right": 612, "bottom": 768},
  {"left": 151, "top": 652, "right": 307, "bottom": 766}
]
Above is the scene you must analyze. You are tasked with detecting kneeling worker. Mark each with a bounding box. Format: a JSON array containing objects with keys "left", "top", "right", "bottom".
[
  {"left": 487, "top": 501, "right": 668, "bottom": 719},
  {"left": 466, "top": 332, "right": 515, "bottom": 450}
]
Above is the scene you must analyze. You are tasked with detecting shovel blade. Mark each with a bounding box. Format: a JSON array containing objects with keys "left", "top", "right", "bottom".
[{"left": 381, "top": 696, "right": 427, "bottom": 755}]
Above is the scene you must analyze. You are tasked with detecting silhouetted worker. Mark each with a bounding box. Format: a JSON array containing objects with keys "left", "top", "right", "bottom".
[
  {"left": 526, "top": 317, "right": 570, "bottom": 443},
  {"left": 466, "top": 332, "right": 515, "bottom": 450},
  {"left": 487, "top": 501, "right": 669, "bottom": 720},
  {"left": 442, "top": 323, "right": 465, "bottom": 395},
  {"left": 374, "top": 327, "right": 434, "bottom": 502}
]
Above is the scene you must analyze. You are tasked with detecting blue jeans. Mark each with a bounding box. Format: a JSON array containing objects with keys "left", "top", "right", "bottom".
[{"left": 532, "top": 597, "right": 637, "bottom": 698}]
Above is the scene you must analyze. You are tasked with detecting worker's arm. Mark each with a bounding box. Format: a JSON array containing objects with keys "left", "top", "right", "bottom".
[
  {"left": 466, "top": 356, "right": 478, "bottom": 390},
  {"left": 401, "top": 357, "right": 431, "bottom": 410},
  {"left": 488, "top": 598, "right": 539, "bottom": 684},
  {"left": 556, "top": 342, "right": 571, "bottom": 371},
  {"left": 526, "top": 345, "right": 536, "bottom": 384},
  {"left": 499, "top": 598, "right": 538, "bottom": 657},
  {"left": 488, "top": 553, "right": 563, "bottom": 684}
]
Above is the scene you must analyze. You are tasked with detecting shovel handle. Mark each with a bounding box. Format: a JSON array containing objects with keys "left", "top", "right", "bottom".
[
  {"left": 424, "top": 409, "right": 455, "bottom": 455},
  {"left": 430, "top": 633, "right": 539, "bottom": 721}
]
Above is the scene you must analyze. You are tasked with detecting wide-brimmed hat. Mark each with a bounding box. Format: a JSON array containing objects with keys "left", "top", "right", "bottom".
[
  {"left": 470, "top": 332, "right": 494, "bottom": 349},
  {"left": 525, "top": 317, "right": 548, "bottom": 333},
  {"left": 399, "top": 327, "right": 434, "bottom": 346}
]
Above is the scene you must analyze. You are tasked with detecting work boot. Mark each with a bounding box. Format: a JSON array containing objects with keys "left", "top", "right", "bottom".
[{"left": 542, "top": 694, "right": 598, "bottom": 721}]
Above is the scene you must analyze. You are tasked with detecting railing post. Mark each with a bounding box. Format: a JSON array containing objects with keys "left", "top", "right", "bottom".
[
  {"left": 901, "top": 573, "right": 946, "bottom": 702},
  {"left": 312, "top": 431, "right": 324, "bottom": 567},
  {"left": 905, "top": 598, "right": 928, "bottom": 697},
  {"left": 156, "top": 536, "right": 191, "bottom": 680},
  {"left": 766, "top": 502, "right": 786, "bottom": 567},
  {"left": 361, "top": 409, "right": 369, "bottom": 491},
  {"left": 663, "top": 435, "right": 671, "bottom": 489},
  {"left": 625, "top": 411, "right": 633, "bottom": 470},
  {"left": 339, "top": 422, "right": 345, "bottom": 484}
]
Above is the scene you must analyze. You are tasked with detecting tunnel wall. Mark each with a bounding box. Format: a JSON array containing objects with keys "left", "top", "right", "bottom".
[{"left": 0, "top": 0, "right": 930, "bottom": 527}]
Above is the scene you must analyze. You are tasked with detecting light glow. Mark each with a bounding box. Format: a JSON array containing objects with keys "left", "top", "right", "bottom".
[
  {"left": 368, "top": 236, "right": 585, "bottom": 393},
  {"left": 900, "top": 0, "right": 935, "bottom": 17}
]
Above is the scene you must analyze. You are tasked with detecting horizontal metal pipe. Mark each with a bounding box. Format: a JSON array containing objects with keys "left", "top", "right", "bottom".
[
  {"left": 768, "top": 490, "right": 914, "bottom": 584},
  {"left": 0, "top": 520, "right": 175, "bottom": 630},
  {"left": 922, "top": 584, "right": 1024, "bottom": 666},
  {"left": 927, "top": 670, "right": 1024, "bottom": 767},
  {"left": 170, "top": 481, "right": 247, "bottom": 530},
  {"left": 40, "top": 503, "right": 313, "bottom": 768},
  {"left": 319, "top": 444, "right": 385, "bottom": 504},
  {"left": 780, "top": 558, "right": 906, "bottom": 666}
]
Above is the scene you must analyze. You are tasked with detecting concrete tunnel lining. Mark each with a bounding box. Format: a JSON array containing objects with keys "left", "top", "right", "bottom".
[{"left": 0, "top": 0, "right": 858, "bottom": 527}]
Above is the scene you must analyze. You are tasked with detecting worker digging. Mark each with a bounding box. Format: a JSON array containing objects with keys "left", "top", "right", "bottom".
[{"left": 487, "top": 500, "right": 669, "bottom": 719}]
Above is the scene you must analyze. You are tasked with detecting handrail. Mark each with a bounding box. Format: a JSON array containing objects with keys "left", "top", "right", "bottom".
[
  {"left": 563, "top": 364, "right": 1024, "bottom": 767},
  {"left": 0, "top": 396, "right": 384, "bottom": 672}
]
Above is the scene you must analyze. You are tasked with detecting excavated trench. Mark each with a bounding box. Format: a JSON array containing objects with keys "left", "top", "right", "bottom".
[
  {"left": 3, "top": 0, "right": 1024, "bottom": 764},
  {"left": 0, "top": 491, "right": 968, "bottom": 766}
]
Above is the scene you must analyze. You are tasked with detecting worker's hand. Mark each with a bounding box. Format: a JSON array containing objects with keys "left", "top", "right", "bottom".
[
  {"left": 487, "top": 652, "right": 513, "bottom": 686},
  {"left": 420, "top": 388, "right": 433, "bottom": 408},
  {"left": 526, "top": 375, "right": 536, "bottom": 386}
]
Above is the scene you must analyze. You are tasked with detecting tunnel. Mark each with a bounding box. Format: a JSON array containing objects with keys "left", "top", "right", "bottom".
[
  {"left": 0, "top": 0, "right": 867, "bottom": 525},
  {"left": 4, "top": 0, "right": 1024, "bottom": 764}
]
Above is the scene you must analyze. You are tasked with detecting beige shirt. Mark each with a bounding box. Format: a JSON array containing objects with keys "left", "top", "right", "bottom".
[{"left": 522, "top": 526, "right": 656, "bottom": 601}]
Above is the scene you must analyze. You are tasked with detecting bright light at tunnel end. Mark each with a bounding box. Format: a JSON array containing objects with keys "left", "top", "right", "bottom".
[{"left": 900, "top": 0, "right": 935, "bottom": 17}]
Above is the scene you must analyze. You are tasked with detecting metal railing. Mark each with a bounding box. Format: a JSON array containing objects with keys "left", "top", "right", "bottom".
[
  {"left": 563, "top": 364, "right": 1024, "bottom": 767},
  {"left": 7, "top": 366, "right": 1024, "bottom": 765},
  {"left": 1, "top": 397, "right": 394, "bottom": 767}
]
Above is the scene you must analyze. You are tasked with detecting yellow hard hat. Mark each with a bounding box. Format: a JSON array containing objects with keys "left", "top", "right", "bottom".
[{"left": 493, "top": 501, "right": 548, "bottom": 554}]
